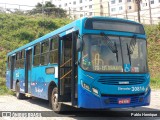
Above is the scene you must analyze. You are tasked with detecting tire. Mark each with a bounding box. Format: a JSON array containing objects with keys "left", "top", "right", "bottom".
[
  {"left": 16, "top": 82, "right": 25, "bottom": 99},
  {"left": 51, "top": 87, "right": 65, "bottom": 113}
]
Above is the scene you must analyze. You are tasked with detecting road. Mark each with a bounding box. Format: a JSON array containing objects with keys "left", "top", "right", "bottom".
[{"left": 0, "top": 90, "right": 160, "bottom": 120}]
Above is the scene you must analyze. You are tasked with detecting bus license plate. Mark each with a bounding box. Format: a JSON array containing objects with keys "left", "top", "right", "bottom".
[{"left": 118, "top": 98, "right": 130, "bottom": 104}]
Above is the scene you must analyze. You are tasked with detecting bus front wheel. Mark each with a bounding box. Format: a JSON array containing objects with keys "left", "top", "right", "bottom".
[{"left": 51, "top": 87, "right": 64, "bottom": 113}]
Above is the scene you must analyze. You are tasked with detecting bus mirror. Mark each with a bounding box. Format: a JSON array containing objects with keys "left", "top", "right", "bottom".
[{"left": 77, "top": 38, "right": 83, "bottom": 52}]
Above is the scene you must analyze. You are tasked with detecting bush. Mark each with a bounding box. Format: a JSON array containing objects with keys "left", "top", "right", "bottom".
[{"left": 0, "top": 78, "right": 14, "bottom": 95}]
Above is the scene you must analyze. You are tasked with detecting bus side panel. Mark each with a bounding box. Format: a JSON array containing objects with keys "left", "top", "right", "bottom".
[
  {"left": 31, "top": 67, "right": 42, "bottom": 98},
  {"left": 6, "top": 70, "right": 11, "bottom": 89},
  {"left": 19, "top": 69, "right": 25, "bottom": 93},
  {"left": 12, "top": 69, "right": 18, "bottom": 91},
  {"left": 28, "top": 68, "right": 32, "bottom": 93},
  {"left": 12, "top": 69, "right": 25, "bottom": 92},
  {"left": 42, "top": 65, "right": 58, "bottom": 100},
  {"left": 31, "top": 65, "right": 58, "bottom": 100}
]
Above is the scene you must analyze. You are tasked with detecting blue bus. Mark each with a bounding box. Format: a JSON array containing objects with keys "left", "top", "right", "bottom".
[{"left": 6, "top": 16, "right": 150, "bottom": 113}]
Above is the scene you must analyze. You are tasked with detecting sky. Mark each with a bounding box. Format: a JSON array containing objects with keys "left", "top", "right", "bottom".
[{"left": 0, "top": 0, "right": 50, "bottom": 10}]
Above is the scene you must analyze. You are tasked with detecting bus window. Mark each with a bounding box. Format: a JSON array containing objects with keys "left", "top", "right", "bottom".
[
  {"left": 16, "top": 53, "right": 19, "bottom": 69},
  {"left": 33, "top": 44, "right": 40, "bottom": 66},
  {"left": 21, "top": 51, "right": 23, "bottom": 58},
  {"left": 19, "top": 50, "right": 25, "bottom": 68},
  {"left": 41, "top": 40, "right": 49, "bottom": 65},
  {"left": 19, "top": 51, "right": 22, "bottom": 68},
  {"left": 50, "top": 37, "right": 58, "bottom": 50},
  {"left": 49, "top": 38, "right": 58, "bottom": 64}
]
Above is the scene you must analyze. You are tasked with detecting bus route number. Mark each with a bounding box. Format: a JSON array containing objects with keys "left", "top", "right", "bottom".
[{"left": 131, "top": 86, "right": 145, "bottom": 92}]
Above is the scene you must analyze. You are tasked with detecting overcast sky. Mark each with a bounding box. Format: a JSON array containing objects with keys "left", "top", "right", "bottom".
[{"left": 0, "top": 0, "right": 49, "bottom": 10}]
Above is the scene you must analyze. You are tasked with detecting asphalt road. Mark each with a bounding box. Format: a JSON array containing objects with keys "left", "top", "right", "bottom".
[{"left": 0, "top": 90, "right": 160, "bottom": 120}]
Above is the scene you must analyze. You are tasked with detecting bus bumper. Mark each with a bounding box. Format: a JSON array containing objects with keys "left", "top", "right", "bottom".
[{"left": 78, "top": 86, "right": 151, "bottom": 109}]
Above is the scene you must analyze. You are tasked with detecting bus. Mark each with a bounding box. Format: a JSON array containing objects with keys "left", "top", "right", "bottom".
[{"left": 6, "top": 16, "right": 150, "bottom": 113}]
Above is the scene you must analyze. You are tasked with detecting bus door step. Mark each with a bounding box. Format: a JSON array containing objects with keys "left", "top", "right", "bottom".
[
  {"left": 25, "top": 93, "right": 32, "bottom": 97},
  {"left": 62, "top": 102, "right": 78, "bottom": 108}
]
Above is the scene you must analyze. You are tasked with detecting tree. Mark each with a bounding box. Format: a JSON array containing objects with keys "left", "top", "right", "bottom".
[
  {"left": 135, "top": 0, "right": 141, "bottom": 23},
  {"left": 44, "top": 2, "right": 56, "bottom": 16},
  {"left": 29, "top": 1, "right": 67, "bottom": 17}
]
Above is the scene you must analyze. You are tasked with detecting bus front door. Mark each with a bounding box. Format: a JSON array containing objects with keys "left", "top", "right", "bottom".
[
  {"left": 25, "top": 49, "right": 32, "bottom": 93},
  {"left": 58, "top": 32, "right": 77, "bottom": 106}
]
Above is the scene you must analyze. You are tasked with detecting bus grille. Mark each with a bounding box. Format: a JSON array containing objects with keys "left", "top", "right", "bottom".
[{"left": 98, "top": 76, "right": 145, "bottom": 85}]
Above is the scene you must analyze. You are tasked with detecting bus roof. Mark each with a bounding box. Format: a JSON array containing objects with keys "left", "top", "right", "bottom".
[
  {"left": 89, "top": 16, "right": 141, "bottom": 24},
  {"left": 7, "top": 16, "right": 142, "bottom": 56}
]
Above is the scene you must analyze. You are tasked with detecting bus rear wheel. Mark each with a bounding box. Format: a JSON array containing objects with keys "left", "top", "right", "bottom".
[
  {"left": 51, "top": 87, "right": 64, "bottom": 113},
  {"left": 16, "top": 82, "right": 25, "bottom": 99}
]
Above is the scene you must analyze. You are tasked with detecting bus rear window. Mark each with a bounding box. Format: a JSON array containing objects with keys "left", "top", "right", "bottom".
[{"left": 85, "top": 19, "right": 145, "bottom": 34}]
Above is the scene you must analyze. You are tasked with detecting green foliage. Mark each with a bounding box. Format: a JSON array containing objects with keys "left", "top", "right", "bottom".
[
  {"left": 157, "top": 23, "right": 160, "bottom": 31},
  {"left": 37, "top": 19, "right": 58, "bottom": 30},
  {"left": 0, "top": 78, "right": 14, "bottom": 95},
  {"left": 13, "top": 28, "right": 35, "bottom": 41},
  {"left": 144, "top": 24, "right": 160, "bottom": 81},
  {"left": 150, "top": 77, "right": 160, "bottom": 89}
]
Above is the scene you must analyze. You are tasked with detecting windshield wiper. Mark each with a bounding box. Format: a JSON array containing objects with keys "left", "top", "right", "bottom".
[
  {"left": 129, "top": 35, "right": 137, "bottom": 54},
  {"left": 127, "top": 35, "right": 137, "bottom": 65},
  {"left": 127, "top": 43, "right": 131, "bottom": 65},
  {"left": 100, "top": 32, "right": 118, "bottom": 62}
]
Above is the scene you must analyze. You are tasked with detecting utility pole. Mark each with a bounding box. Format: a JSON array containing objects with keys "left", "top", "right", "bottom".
[
  {"left": 108, "top": 1, "right": 110, "bottom": 16},
  {"left": 5, "top": 3, "right": 6, "bottom": 13},
  {"left": 136, "top": 0, "right": 141, "bottom": 23},
  {"left": 42, "top": 0, "right": 45, "bottom": 32},
  {"left": 148, "top": 0, "right": 152, "bottom": 25},
  {"left": 19, "top": 5, "right": 20, "bottom": 11},
  {"left": 125, "top": 10, "right": 128, "bottom": 19},
  {"left": 42, "top": 0, "right": 44, "bottom": 15}
]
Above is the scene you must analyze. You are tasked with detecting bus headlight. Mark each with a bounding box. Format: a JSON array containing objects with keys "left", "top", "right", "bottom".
[
  {"left": 92, "top": 88, "right": 99, "bottom": 95},
  {"left": 83, "top": 83, "right": 90, "bottom": 90},
  {"left": 144, "top": 86, "right": 150, "bottom": 96},
  {"left": 81, "top": 81, "right": 90, "bottom": 91},
  {"left": 145, "top": 86, "right": 149, "bottom": 93}
]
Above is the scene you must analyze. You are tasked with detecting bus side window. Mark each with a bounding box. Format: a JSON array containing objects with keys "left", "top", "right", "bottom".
[
  {"left": 49, "top": 37, "right": 58, "bottom": 64},
  {"left": 41, "top": 40, "right": 49, "bottom": 65},
  {"left": 16, "top": 53, "right": 19, "bottom": 69},
  {"left": 33, "top": 44, "right": 40, "bottom": 66},
  {"left": 21, "top": 50, "right": 25, "bottom": 68},
  {"left": 19, "top": 50, "right": 25, "bottom": 68}
]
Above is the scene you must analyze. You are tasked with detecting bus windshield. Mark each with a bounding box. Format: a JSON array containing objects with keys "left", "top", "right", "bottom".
[{"left": 81, "top": 34, "right": 147, "bottom": 73}]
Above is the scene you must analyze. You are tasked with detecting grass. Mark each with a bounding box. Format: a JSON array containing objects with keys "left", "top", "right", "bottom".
[
  {"left": 150, "top": 77, "right": 160, "bottom": 90},
  {"left": 0, "top": 78, "right": 14, "bottom": 95}
]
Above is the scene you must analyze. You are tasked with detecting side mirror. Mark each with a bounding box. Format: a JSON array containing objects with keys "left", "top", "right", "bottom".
[{"left": 76, "top": 38, "right": 83, "bottom": 52}]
